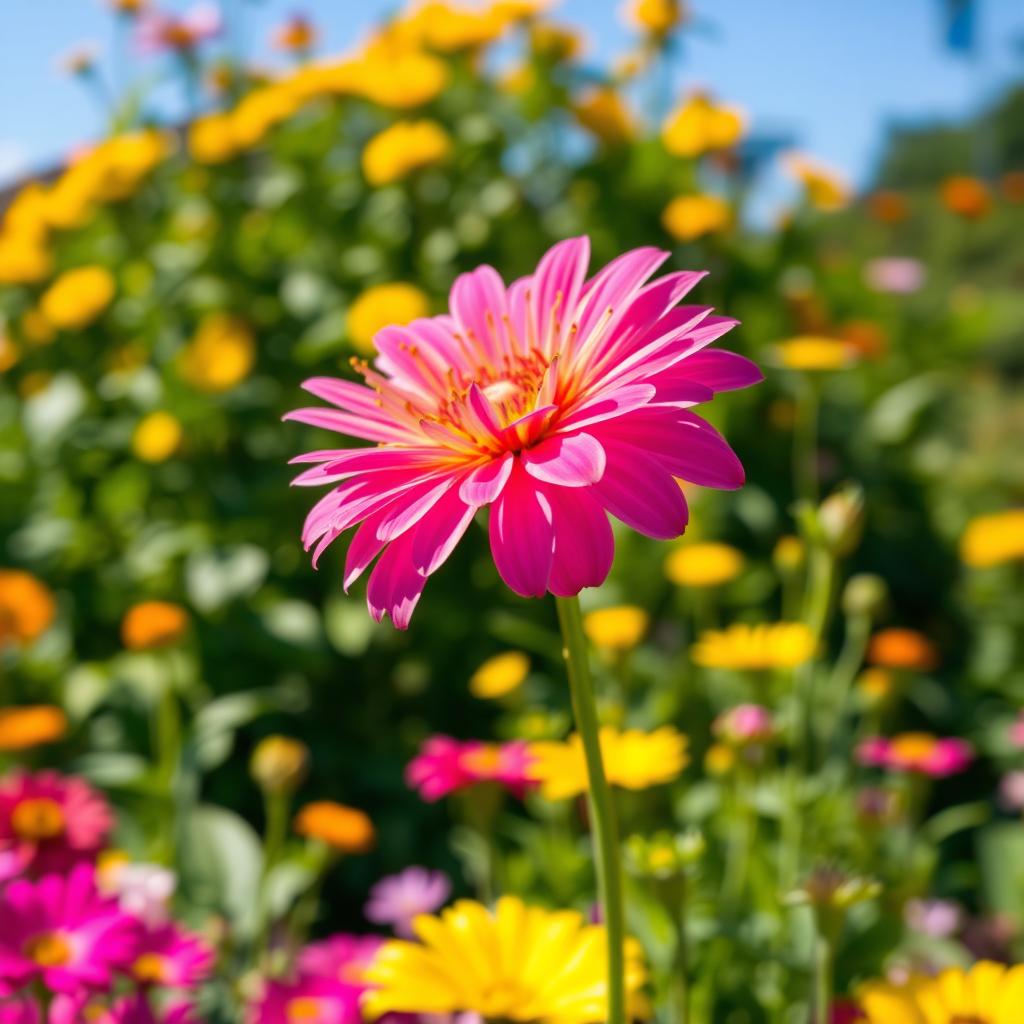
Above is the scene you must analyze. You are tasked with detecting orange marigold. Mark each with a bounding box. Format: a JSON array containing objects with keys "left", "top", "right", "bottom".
[
  {"left": 0, "top": 706, "right": 68, "bottom": 751},
  {"left": 867, "top": 628, "right": 938, "bottom": 672},
  {"left": 121, "top": 601, "right": 189, "bottom": 650},
  {"left": 0, "top": 571, "right": 56, "bottom": 647},
  {"left": 940, "top": 175, "right": 992, "bottom": 219},
  {"left": 294, "top": 800, "right": 375, "bottom": 853}
]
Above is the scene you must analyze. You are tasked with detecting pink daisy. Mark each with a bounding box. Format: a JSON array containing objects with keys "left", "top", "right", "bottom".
[
  {"left": 364, "top": 867, "right": 451, "bottom": 938},
  {"left": 287, "top": 237, "right": 761, "bottom": 627},
  {"left": 127, "top": 922, "right": 214, "bottom": 990},
  {"left": 0, "top": 770, "right": 113, "bottom": 880},
  {"left": 0, "top": 863, "right": 139, "bottom": 995},
  {"left": 405, "top": 736, "right": 536, "bottom": 801},
  {"left": 246, "top": 977, "right": 362, "bottom": 1024},
  {"left": 136, "top": 3, "right": 222, "bottom": 53},
  {"left": 712, "top": 703, "right": 774, "bottom": 745},
  {"left": 297, "top": 933, "right": 383, "bottom": 983},
  {"left": 856, "top": 734, "right": 973, "bottom": 778}
]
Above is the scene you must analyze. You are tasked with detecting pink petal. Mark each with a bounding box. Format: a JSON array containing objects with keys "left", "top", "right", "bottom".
[
  {"left": 670, "top": 349, "right": 764, "bottom": 392},
  {"left": 459, "top": 454, "right": 514, "bottom": 505},
  {"left": 411, "top": 488, "right": 478, "bottom": 575},
  {"left": 592, "top": 444, "right": 689, "bottom": 539},
  {"left": 283, "top": 407, "right": 411, "bottom": 444},
  {"left": 343, "top": 507, "right": 391, "bottom": 589},
  {"left": 375, "top": 477, "right": 455, "bottom": 543},
  {"left": 487, "top": 461, "right": 554, "bottom": 597},
  {"left": 522, "top": 432, "right": 606, "bottom": 487},
  {"left": 450, "top": 265, "right": 510, "bottom": 362},
  {"left": 545, "top": 486, "right": 614, "bottom": 596},
  {"left": 533, "top": 236, "right": 591, "bottom": 353},
  {"left": 575, "top": 247, "right": 671, "bottom": 342},
  {"left": 365, "top": 532, "right": 428, "bottom": 629}
]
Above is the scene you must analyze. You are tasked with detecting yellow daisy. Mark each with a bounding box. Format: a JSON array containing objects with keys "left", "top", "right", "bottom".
[
  {"left": 691, "top": 622, "right": 816, "bottom": 670},
  {"left": 529, "top": 726, "right": 688, "bottom": 800},
  {"left": 960, "top": 510, "right": 1024, "bottom": 569},
  {"left": 363, "top": 896, "right": 648, "bottom": 1024},
  {"left": 582, "top": 605, "right": 648, "bottom": 652},
  {"left": 858, "top": 960, "right": 1024, "bottom": 1024},
  {"left": 665, "top": 542, "right": 744, "bottom": 587},
  {"left": 470, "top": 651, "right": 530, "bottom": 699}
]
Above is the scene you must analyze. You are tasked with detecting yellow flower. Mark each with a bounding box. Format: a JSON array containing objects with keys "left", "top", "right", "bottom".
[
  {"left": 625, "top": 0, "right": 685, "bottom": 34},
  {"left": 774, "top": 336, "right": 852, "bottom": 372},
  {"left": 661, "top": 193, "right": 732, "bottom": 241},
  {"left": 40, "top": 266, "right": 116, "bottom": 331},
  {"left": 665, "top": 542, "right": 744, "bottom": 587},
  {"left": 529, "top": 22, "right": 583, "bottom": 61},
  {"left": 470, "top": 651, "right": 530, "bottom": 699},
  {"left": 662, "top": 93, "right": 745, "bottom": 158},
  {"left": 0, "top": 335, "right": 18, "bottom": 374},
  {"left": 188, "top": 113, "right": 240, "bottom": 165},
  {"left": 363, "top": 895, "right": 648, "bottom": 1023},
  {"left": 960, "top": 510, "right": 1024, "bottom": 569},
  {"left": 704, "top": 742, "right": 735, "bottom": 776},
  {"left": 362, "top": 120, "right": 451, "bottom": 186},
  {"left": 574, "top": 87, "right": 635, "bottom": 145},
  {"left": 294, "top": 800, "right": 375, "bottom": 853},
  {"left": 0, "top": 571, "right": 57, "bottom": 648},
  {"left": 529, "top": 726, "right": 688, "bottom": 799},
  {"left": 230, "top": 85, "right": 301, "bottom": 149},
  {"left": 858, "top": 960, "right": 1024, "bottom": 1024},
  {"left": 0, "top": 706, "right": 68, "bottom": 752},
  {"left": 691, "top": 622, "right": 816, "bottom": 670},
  {"left": 785, "top": 152, "right": 849, "bottom": 211},
  {"left": 347, "top": 283, "right": 430, "bottom": 355},
  {"left": 866, "top": 628, "right": 938, "bottom": 672},
  {"left": 179, "top": 314, "right": 255, "bottom": 392},
  {"left": 132, "top": 412, "right": 183, "bottom": 463},
  {"left": 393, "top": 2, "right": 509, "bottom": 53},
  {"left": 772, "top": 535, "right": 805, "bottom": 573},
  {"left": 348, "top": 44, "right": 449, "bottom": 109},
  {"left": 582, "top": 605, "right": 648, "bottom": 652},
  {"left": 20, "top": 309, "right": 56, "bottom": 346},
  {"left": 0, "top": 235, "right": 52, "bottom": 285},
  {"left": 121, "top": 601, "right": 189, "bottom": 650}
]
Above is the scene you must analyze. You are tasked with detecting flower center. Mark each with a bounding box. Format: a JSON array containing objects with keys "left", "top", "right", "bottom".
[
  {"left": 950, "top": 1017, "right": 989, "bottom": 1024},
  {"left": 11, "top": 798, "right": 65, "bottom": 840},
  {"left": 461, "top": 745, "right": 504, "bottom": 777},
  {"left": 23, "top": 931, "right": 72, "bottom": 968},
  {"left": 132, "top": 952, "right": 169, "bottom": 984},
  {"left": 890, "top": 734, "right": 937, "bottom": 765},
  {"left": 287, "top": 997, "right": 325, "bottom": 1021}
]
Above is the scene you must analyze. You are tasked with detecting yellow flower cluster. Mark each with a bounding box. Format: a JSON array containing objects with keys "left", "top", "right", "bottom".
[
  {"left": 362, "top": 121, "right": 452, "bottom": 186},
  {"left": 364, "top": 896, "right": 648, "bottom": 1023},
  {"left": 662, "top": 92, "right": 746, "bottom": 158},
  {"left": 691, "top": 622, "right": 816, "bottom": 670},
  {"left": 178, "top": 314, "right": 255, "bottom": 393},
  {"left": 574, "top": 87, "right": 636, "bottom": 146},
  {"left": 662, "top": 193, "right": 732, "bottom": 242},
  {"left": 529, "top": 726, "right": 688, "bottom": 799}
]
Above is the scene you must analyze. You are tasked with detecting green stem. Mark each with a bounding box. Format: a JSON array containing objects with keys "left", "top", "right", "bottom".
[
  {"left": 813, "top": 929, "right": 833, "bottom": 1024},
  {"left": 824, "top": 611, "right": 872, "bottom": 761},
  {"left": 793, "top": 382, "right": 820, "bottom": 508},
  {"left": 555, "top": 595, "right": 626, "bottom": 1024}
]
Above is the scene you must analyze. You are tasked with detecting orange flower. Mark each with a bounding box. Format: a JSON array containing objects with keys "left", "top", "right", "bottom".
[
  {"left": 866, "top": 190, "right": 908, "bottom": 224},
  {"left": 273, "top": 14, "right": 317, "bottom": 52},
  {"left": 294, "top": 800, "right": 375, "bottom": 853},
  {"left": 0, "top": 571, "right": 56, "bottom": 647},
  {"left": 867, "top": 628, "right": 938, "bottom": 672},
  {"left": 838, "top": 319, "right": 887, "bottom": 360},
  {"left": 940, "top": 175, "right": 992, "bottom": 219},
  {"left": 0, "top": 706, "right": 68, "bottom": 752},
  {"left": 121, "top": 601, "right": 189, "bottom": 650}
]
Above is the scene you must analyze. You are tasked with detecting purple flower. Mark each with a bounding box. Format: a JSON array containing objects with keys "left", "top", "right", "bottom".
[
  {"left": 863, "top": 257, "right": 925, "bottom": 295},
  {"left": 904, "top": 898, "right": 963, "bottom": 939},
  {"left": 365, "top": 867, "right": 451, "bottom": 938}
]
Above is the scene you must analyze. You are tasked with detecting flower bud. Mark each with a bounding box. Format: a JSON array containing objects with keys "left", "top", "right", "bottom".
[
  {"left": 841, "top": 573, "right": 888, "bottom": 619},
  {"left": 818, "top": 483, "right": 864, "bottom": 557},
  {"left": 625, "top": 829, "right": 705, "bottom": 880},
  {"left": 772, "top": 535, "right": 805, "bottom": 575},
  {"left": 250, "top": 735, "right": 309, "bottom": 795}
]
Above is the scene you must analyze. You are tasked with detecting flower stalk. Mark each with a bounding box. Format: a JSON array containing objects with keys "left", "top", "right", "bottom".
[{"left": 555, "top": 595, "right": 626, "bottom": 1024}]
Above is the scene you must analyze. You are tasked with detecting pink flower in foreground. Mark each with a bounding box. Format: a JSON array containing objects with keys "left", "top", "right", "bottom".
[
  {"left": 856, "top": 733, "right": 973, "bottom": 778},
  {"left": 246, "top": 977, "right": 362, "bottom": 1024},
  {"left": 405, "top": 736, "right": 536, "bottom": 801},
  {"left": 128, "top": 921, "right": 214, "bottom": 989},
  {"left": 365, "top": 867, "right": 451, "bottom": 938},
  {"left": 0, "top": 770, "right": 113, "bottom": 880},
  {"left": 0, "top": 864, "right": 139, "bottom": 994},
  {"left": 287, "top": 237, "right": 761, "bottom": 627}
]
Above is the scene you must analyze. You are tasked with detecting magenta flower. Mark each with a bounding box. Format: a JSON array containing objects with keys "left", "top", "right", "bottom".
[
  {"left": 405, "top": 736, "right": 536, "bottom": 801},
  {"left": 246, "top": 977, "right": 363, "bottom": 1024},
  {"left": 856, "top": 734, "right": 973, "bottom": 778},
  {"left": 0, "top": 770, "right": 113, "bottom": 880},
  {"left": 287, "top": 237, "right": 761, "bottom": 627},
  {"left": 0, "top": 863, "right": 139, "bottom": 995},
  {"left": 297, "top": 933, "right": 383, "bottom": 983},
  {"left": 365, "top": 867, "right": 451, "bottom": 938},
  {"left": 712, "top": 703, "right": 774, "bottom": 745},
  {"left": 128, "top": 921, "right": 214, "bottom": 989}
]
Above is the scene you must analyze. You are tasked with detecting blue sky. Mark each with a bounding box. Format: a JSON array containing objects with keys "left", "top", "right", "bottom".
[{"left": 1, "top": 0, "right": 1022, "bottom": 192}]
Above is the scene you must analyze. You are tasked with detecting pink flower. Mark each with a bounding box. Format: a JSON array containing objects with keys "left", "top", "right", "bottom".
[
  {"left": 405, "top": 736, "right": 536, "bottom": 801},
  {"left": 863, "top": 257, "right": 925, "bottom": 294},
  {"left": 127, "top": 921, "right": 214, "bottom": 989},
  {"left": 0, "top": 770, "right": 113, "bottom": 880},
  {"left": 136, "top": 3, "right": 222, "bottom": 53},
  {"left": 99, "top": 861, "right": 176, "bottom": 928},
  {"left": 246, "top": 977, "right": 362, "bottom": 1024},
  {"left": 1009, "top": 712, "right": 1024, "bottom": 749},
  {"left": 999, "top": 771, "right": 1024, "bottom": 812},
  {"left": 287, "top": 237, "right": 760, "bottom": 627},
  {"left": 904, "top": 898, "right": 963, "bottom": 939},
  {"left": 856, "top": 734, "right": 973, "bottom": 778},
  {"left": 0, "top": 863, "right": 139, "bottom": 994},
  {"left": 61, "top": 996, "right": 197, "bottom": 1024},
  {"left": 712, "top": 703, "right": 774, "bottom": 745},
  {"left": 297, "top": 933, "right": 383, "bottom": 983},
  {"left": 364, "top": 867, "right": 451, "bottom": 938}
]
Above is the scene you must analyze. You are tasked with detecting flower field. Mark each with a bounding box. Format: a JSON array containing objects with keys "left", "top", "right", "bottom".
[{"left": 1, "top": 1, "right": 1024, "bottom": 1022}]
